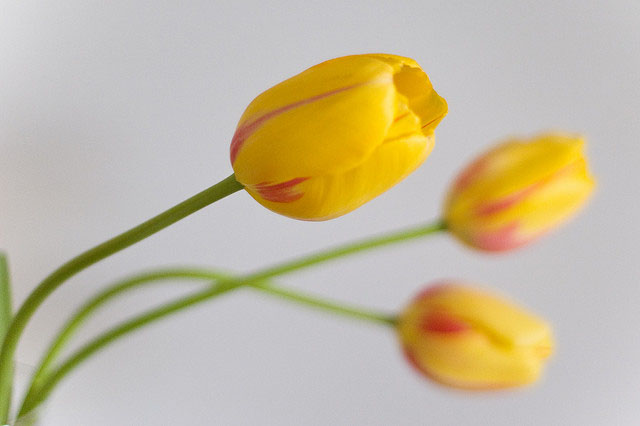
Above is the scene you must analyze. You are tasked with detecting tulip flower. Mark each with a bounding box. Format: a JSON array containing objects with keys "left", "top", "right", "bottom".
[
  {"left": 443, "top": 133, "right": 595, "bottom": 251},
  {"left": 396, "top": 282, "right": 553, "bottom": 390},
  {"left": 230, "top": 54, "right": 447, "bottom": 221}
]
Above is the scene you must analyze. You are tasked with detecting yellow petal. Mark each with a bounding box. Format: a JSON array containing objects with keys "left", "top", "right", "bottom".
[
  {"left": 245, "top": 133, "right": 433, "bottom": 220},
  {"left": 397, "top": 283, "right": 553, "bottom": 389},
  {"left": 444, "top": 133, "right": 595, "bottom": 251},
  {"left": 231, "top": 53, "right": 447, "bottom": 220},
  {"left": 232, "top": 56, "right": 397, "bottom": 184}
]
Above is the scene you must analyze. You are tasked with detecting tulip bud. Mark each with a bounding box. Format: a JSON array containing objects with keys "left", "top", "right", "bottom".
[
  {"left": 443, "top": 133, "right": 595, "bottom": 251},
  {"left": 231, "top": 54, "right": 447, "bottom": 221},
  {"left": 397, "top": 282, "right": 553, "bottom": 390}
]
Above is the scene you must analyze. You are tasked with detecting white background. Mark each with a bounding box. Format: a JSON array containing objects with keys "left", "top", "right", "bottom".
[{"left": 1, "top": 1, "right": 639, "bottom": 425}]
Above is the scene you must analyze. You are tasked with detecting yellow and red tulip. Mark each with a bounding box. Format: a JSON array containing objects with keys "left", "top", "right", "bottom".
[
  {"left": 230, "top": 54, "right": 447, "bottom": 221},
  {"left": 444, "top": 133, "right": 595, "bottom": 251},
  {"left": 396, "top": 282, "right": 553, "bottom": 390}
]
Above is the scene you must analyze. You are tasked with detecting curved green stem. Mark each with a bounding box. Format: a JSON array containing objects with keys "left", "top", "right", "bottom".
[
  {"left": 19, "top": 267, "right": 395, "bottom": 416},
  {"left": 0, "top": 254, "right": 12, "bottom": 418},
  {"left": 256, "top": 284, "right": 397, "bottom": 326},
  {"left": 0, "top": 253, "right": 12, "bottom": 342},
  {"left": 21, "top": 269, "right": 218, "bottom": 411},
  {"left": 21, "top": 286, "right": 227, "bottom": 417},
  {"left": 251, "top": 220, "right": 446, "bottom": 280},
  {"left": 0, "top": 174, "right": 244, "bottom": 422},
  {"left": 21, "top": 219, "right": 444, "bottom": 415},
  {"left": 20, "top": 272, "right": 395, "bottom": 416}
]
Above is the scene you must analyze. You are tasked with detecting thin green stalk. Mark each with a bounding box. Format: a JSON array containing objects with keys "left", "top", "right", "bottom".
[
  {"left": 0, "top": 253, "right": 11, "bottom": 342},
  {"left": 20, "top": 267, "right": 395, "bottom": 416},
  {"left": 21, "top": 286, "right": 228, "bottom": 416},
  {"left": 0, "top": 254, "right": 12, "bottom": 419},
  {"left": 22, "top": 269, "right": 218, "bottom": 409},
  {"left": 22, "top": 278, "right": 396, "bottom": 415},
  {"left": 0, "top": 174, "right": 244, "bottom": 422},
  {"left": 250, "top": 220, "right": 446, "bottom": 280},
  {"left": 255, "top": 284, "right": 397, "bottom": 326},
  {"left": 21, "top": 220, "right": 445, "bottom": 415}
]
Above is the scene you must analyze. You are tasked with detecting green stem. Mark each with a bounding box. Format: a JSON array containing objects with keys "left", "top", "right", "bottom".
[
  {"left": 250, "top": 220, "right": 446, "bottom": 280},
  {"left": 20, "top": 268, "right": 395, "bottom": 416},
  {"left": 21, "top": 220, "right": 444, "bottom": 415},
  {"left": 0, "top": 254, "right": 12, "bottom": 419},
  {"left": 0, "top": 254, "right": 11, "bottom": 342},
  {"left": 22, "top": 277, "right": 396, "bottom": 415},
  {"left": 21, "top": 269, "right": 218, "bottom": 411},
  {"left": 256, "top": 284, "right": 397, "bottom": 326},
  {"left": 0, "top": 174, "right": 244, "bottom": 422},
  {"left": 23, "top": 284, "right": 229, "bottom": 414}
]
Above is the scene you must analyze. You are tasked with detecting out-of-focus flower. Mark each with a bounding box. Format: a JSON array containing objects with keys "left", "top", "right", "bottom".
[
  {"left": 230, "top": 54, "right": 447, "bottom": 221},
  {"left": 443, "top": 133, "right": 595, "bottom": 251},
  {"left": 396, "top": 282, "right": 553, "bottom": 390}
]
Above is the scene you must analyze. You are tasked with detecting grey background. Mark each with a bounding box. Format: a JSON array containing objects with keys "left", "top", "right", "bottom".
[{"left": 1, "top": 1, "right": 639, "bottom": 425}]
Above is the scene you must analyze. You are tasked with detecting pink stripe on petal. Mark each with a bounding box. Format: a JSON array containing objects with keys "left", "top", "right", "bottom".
[
  {"left": 421, "top": 116, "right": 441, "bottom": 129},
  {"left": 473, "top": 222, "right": 525, "bottom": 252},
  {"left": 393, "top": 112, "right": 411, "bottom": 122},
  {"left": 452, "top": 157, "right": 488, "bottom": 193},
  {"left": 230, "top": 79, "right": 389, "bottom": 164},
  {"left": 475, "top": 182, "right": 543, "bottom": 217},
  {"left": 252, "top": 177, "right": 309, "bottom": 203},
  {"left": 402, "top": 346, "right": 427, "bottom": 375},
  {"left": 420, "top": 311, "right": 470, "bottom": 334},
  {"left": 413, "top": 283, "right": 455, "bottom": 302},
  {"left": 420, "top": 111, "right": 447, "bottom": 130},
  {"left": 475, "top": 160, "right": 580, "bottom": 217}
]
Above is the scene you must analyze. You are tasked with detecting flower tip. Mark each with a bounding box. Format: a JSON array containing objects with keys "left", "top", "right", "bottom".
[
  {"left": 231, "top": 53, "right": 447, "bottom": 220},
  {"left": 443, "top": 132, "right": 595, "bottom": 252},
  {"left": 396, "top": 282, "right": 553, "bottom": 390}
]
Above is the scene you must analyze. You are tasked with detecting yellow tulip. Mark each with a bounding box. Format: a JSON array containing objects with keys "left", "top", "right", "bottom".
[
  {"left": 444, "top": 133, "right": 595, "bottom": 251},
  {"left": 230, "top": 54, "right": 447, "bottom": 221},
  {"left": 397, "top": 282, "right": 553, "bottom": 390}
]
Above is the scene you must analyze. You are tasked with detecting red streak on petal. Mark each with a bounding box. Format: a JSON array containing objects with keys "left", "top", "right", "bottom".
[
  {"left": 402, "top": 346, "right": 426, "bottom": 374},
  {"left": 421, "top": 111, "right": 447, "bottom": 130},
  {"left": 475, "top": 160, "right": 580, "bottom": 217},
  {"left": 474, "top": 221, "right": 553, "bottom": 252},
  {"left": 230, "top": 80, "right": 383, "bottom": 164},
  {"left": 473, "top": 222, "right": 524, "bottom": 252},
  {"left": 451, "top": 157, "right": 488, "bottom": 193},
  {"left": 475, "top": 181, "right": 544, "bottom": 217},
  {"left": 420, "top": 311, "right": 470, "bottom": 334},
  {"left": 393, "top": 112, "right": 411, "bottom": 122},
  {"left": 252, "top": 177, "right": 308, "bottom": 203},
  {"left": 413, "top": 283, "right": 455, "bottom": 302}
]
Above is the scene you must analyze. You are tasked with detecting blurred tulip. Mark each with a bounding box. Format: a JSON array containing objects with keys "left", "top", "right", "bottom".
[
  {"left": 230, "top": 54, "right": 447, "bottom": 220},
  {"left": 397, "top": 282, "right": 553, "bottom": 390},
  {"left": 444, "top": 133, "right": 595, "bottom": 251}
]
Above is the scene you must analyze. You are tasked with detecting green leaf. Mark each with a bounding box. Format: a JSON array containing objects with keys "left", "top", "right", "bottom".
[{"left": 0, "top": 253, "right": 12, "bottom": 342}]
